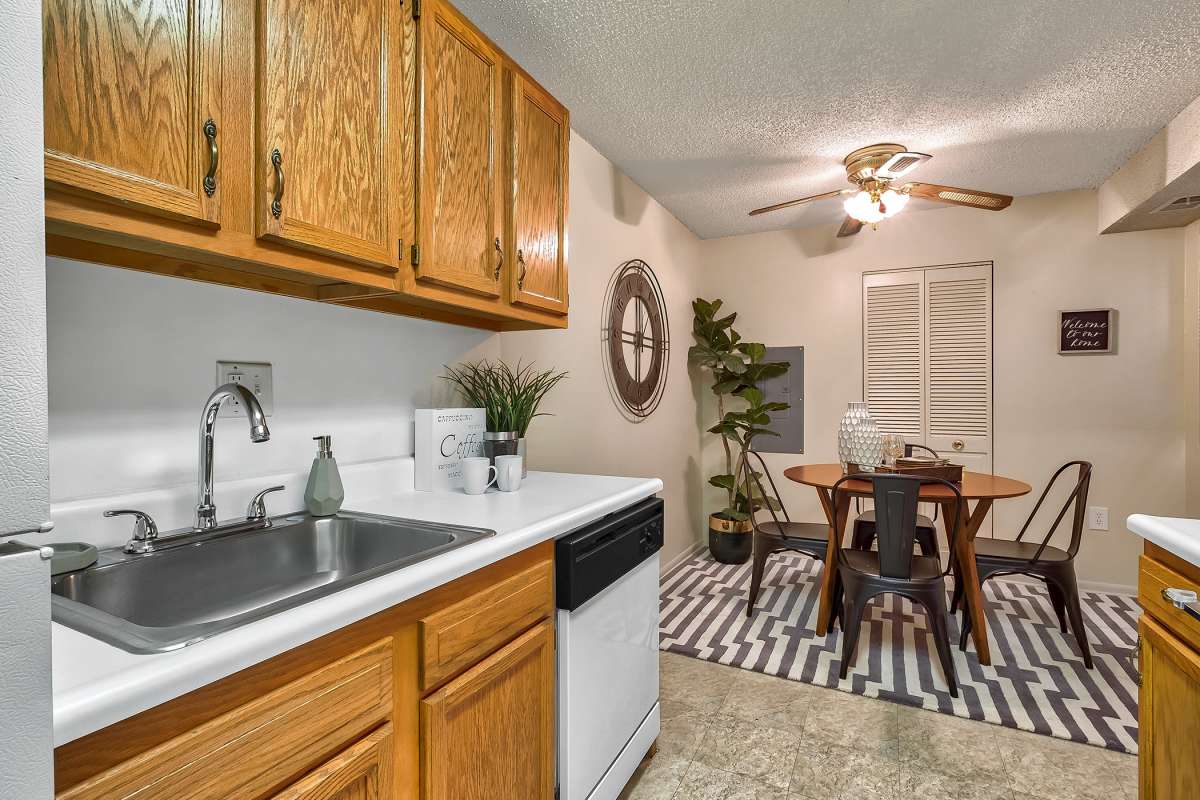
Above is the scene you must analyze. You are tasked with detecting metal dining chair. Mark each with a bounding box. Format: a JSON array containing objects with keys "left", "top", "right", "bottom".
[
  {"left": 832, "top": 472, "right": 965, "bottom": 696},
  {"left": 952, "top": 461, "right": 1094, "bottom": 668},
  {"left": 741, "top": 450, "right": 830, "bottom": 617},
  {"left": 850, "top": 443, "right": 940, "bottom": 556}
]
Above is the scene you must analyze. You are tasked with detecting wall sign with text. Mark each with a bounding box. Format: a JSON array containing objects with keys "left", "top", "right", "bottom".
[{"left": 1059, "top": 309, "right": 1116, "bottom": 355}]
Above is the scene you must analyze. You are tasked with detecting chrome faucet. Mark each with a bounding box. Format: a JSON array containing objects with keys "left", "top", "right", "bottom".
[{"left": 196, "top": 383, "right": 271, "bottom": 530}]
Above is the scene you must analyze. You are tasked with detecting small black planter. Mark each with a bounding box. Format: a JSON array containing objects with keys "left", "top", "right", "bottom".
[{"left": 708, "top": 513, "right": 752, "bottom": 564}]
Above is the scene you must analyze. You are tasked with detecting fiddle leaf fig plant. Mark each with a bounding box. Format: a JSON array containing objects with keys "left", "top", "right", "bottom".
[{"left": 688, "top": 298, "right": 791, "bottom": 522}]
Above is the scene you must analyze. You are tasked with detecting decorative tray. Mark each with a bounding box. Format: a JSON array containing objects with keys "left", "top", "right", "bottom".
[{"left": 846, "top": 460, "right": 964, "bottom": 482}]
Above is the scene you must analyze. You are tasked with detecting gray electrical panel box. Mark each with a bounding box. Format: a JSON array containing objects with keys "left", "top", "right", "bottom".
[{"left": 755, "top": 346, "right": 804, "bottom": 454}]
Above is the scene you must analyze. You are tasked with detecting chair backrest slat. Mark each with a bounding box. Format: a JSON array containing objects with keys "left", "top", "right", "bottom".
[
  {"left": 873, "top": 477, "right": 922, "bottom": 579},
  {"left": 832, "top": 472, "right": 963, "bottom": 579}
]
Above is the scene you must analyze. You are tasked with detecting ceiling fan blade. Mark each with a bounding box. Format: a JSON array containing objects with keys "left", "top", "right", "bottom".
[
  {"left": 836, "top": 216, "right": 864, "bottom": 238},
  {"left": 749, "top": 189, "right": 846, "bottom": 216},
  {"left": 876, "top": 151, "right": 931, "bottom": 180},
  {"left": 905, "top": 182, "right": 1013, "bottom": 210}
]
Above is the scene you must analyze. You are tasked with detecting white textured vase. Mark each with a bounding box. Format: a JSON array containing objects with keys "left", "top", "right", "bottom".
[{"left": 837, "top": 402, "right": 882, "bottom": 470}]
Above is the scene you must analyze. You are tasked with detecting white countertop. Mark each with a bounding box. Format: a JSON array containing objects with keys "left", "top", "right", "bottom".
[
  {"left": 52, "top": 470, "right": 662, "bottom": 746},
  {"left": 1127, "top": 513, "right": 1200, "bottom": 567}
]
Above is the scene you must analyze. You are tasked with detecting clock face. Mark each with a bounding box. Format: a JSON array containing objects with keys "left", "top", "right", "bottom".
[{"left": 602, "top": 260, "right": 670, "bottom": 419}]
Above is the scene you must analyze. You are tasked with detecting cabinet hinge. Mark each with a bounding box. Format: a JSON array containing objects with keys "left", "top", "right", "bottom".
[
  {"left": 410, "top": 243, "right": 421, "bottom": 267},
  {"left": 411, "top": 0, "right": 421, "bottom": 20}
]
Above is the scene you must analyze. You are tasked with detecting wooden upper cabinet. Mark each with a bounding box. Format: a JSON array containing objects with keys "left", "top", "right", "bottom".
[
  {"left": 508, "top": 73, "right": 569, "bottom": 315},
  {"left": 414, "top": 0, "right": 505, "bottom": 298},
  {"left": 42, "top": 0, "right": 222, "bottom": 225},
  {"left": 421, "top": 620, "right": 555, "bottom": 800},
  {"left": 256, "top": 0, "right": 399, "bottom": 269}
]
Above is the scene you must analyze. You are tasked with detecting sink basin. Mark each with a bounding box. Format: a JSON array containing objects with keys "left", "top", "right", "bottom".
[{"left": 52, "top": 511, "right": 494, "bottom": 653}]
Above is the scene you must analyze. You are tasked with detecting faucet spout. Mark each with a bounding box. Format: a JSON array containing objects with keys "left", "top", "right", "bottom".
[{"left": 196, "top": 383, "right": 271, "bottom": 530}]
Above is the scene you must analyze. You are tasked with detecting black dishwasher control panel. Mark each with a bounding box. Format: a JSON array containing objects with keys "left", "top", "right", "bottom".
[{"left": 555, "top": 496, "right": 663, "bottom": 612}]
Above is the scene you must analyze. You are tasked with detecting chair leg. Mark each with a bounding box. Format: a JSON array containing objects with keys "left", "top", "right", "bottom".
[
  {"left": 916, "top": 527, "right": 938, "bottom": 558},
  {"left": 1046, "top": 581, "right": 1068, "bottom": 633},
  {"left": 949, "top": 564, "right": 964, "bottom": 615},
  {"left": 1058, "top": 571, "right": 1094, "bottom": 669},
  {"left": 924, "top": 587, "right": 959, "bottom": 698},
  {"left": 851, "top": 520, "right": 875, "bottom": 552},
  {"left": 746, "top": 532, "right": 770, "bottom": 618},
  {"left": 838, "top": 586, "right": 870, "bottom": 680}
]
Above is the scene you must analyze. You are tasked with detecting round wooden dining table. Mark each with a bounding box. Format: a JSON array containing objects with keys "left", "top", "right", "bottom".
[{"left": 783, "top": 463, "right": 1032, "bottom": 666}]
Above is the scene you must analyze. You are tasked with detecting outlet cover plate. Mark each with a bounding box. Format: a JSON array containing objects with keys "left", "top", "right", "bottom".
[
  {"left": 216, "top": 361, "right": 274, "bottom": 418},
  {"left": 1087, "top": 506, "right": 1109, "bottom": 531}
]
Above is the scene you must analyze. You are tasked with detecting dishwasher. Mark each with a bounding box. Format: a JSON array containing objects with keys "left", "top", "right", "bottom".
[{"left": 556, "top": 496, "right": 663, "bottom": 800}]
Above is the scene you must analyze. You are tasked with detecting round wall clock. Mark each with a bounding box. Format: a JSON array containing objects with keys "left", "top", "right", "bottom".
[{"left": 601, "top": 259, "right": 670, "bottom": 420}]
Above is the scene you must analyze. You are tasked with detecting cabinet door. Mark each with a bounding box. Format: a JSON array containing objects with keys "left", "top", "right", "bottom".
[
  {"left": 1139, "top": 616, "right": 1200, "bottom": 800},
  {"left": 421, "top": 621, "right": 555, "bottom": 800},
  {"left": 509, "top": 74, "right": 569, "bottom": 314},
  {"left": 257, "top": 0, "right": 398, "bottom": 268},
  {"left": 43, "top": 0, "right": 221, "bottom": 225},
  {"left": 272, "top": 725, "right": 394, "bottom": 800},
  {"left": 414, "top": 0, "right": 504, "bottom": 297}
]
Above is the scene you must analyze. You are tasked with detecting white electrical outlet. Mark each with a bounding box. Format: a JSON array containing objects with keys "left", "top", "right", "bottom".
[
  {"left": 216, "top": 361, "right": 274, "bottom": 418},
  {"left": 1087, "top": 506, "right": 1109, "bottom": 531}
]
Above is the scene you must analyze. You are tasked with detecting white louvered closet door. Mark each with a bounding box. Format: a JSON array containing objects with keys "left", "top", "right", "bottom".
[
  {"left": 862, "top": 271, "right": 925, "bottom": 441},
  {"left": 923, "top": 263, "right": 992, "bottom": 475}
]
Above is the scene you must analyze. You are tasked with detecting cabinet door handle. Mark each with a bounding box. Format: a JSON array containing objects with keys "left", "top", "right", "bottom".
[
  {"left": 270, "top": 148, "right": 285, "bottom": 218},
  {"left": 1129, "top": 635, "right": 1141, "bottom": 687},
  {"left": 517, "top": 248, "right": 527, "bottom": 290},
  {"left": 493, "top": 237, "right": 503, "bottom": 280},
  {"left": 1163, "top": 587, "right": 1200, "bottom": 622},
  {"left": 952, "top": 439, "right": 965, "bottom": 451},
  {"left": 203, "top": 119, "right": 218, "bottom": 197}
]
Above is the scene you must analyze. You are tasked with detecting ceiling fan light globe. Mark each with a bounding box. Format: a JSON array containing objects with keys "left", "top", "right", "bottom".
[
  {"left": 844, "top": 191, "right": 884, "bottom": 224},
  {"left": 880, "top": 188, "right": 909, "bottom": 217}
]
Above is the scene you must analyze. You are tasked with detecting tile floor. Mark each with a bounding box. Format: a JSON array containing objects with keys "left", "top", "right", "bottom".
[{"left": 618, "top": 652, "right": 1137, "bottom": 800}]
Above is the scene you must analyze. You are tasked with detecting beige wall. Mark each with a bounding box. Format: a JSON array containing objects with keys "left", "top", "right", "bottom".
[
  {"left": 1186, "top": 220, "right": 1200, "bottom": 516},
  {"left": 500, "top": 134, "right": 706, "bottom": 565},
  {"left": 699, "top": 190, "right": 1186, "bottom": 589}
]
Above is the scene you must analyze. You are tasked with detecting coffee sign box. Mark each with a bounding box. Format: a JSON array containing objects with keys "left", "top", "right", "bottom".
[
  {"left": 415, "top": 408, "right": 486, "bottom": 491},
  {"left": 1059, "top": 309, "right": 1116, "bottom": 355}
]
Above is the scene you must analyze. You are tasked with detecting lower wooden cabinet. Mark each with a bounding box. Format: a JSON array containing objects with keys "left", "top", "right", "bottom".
[
  {"left": 272, "top": 725, "right": 394, "bottom": 800},
  {"left": 54, "top": 543, "right": 556, "bottom": 800},
  {"left": 1138, "top": 544, "right": 1200, "bottom": 800},
  {"left": 421, "top": 620, "right": 556, "bottom": 800},
  {"left": 1139, "top": 616, "right": 1200, "bottom": 800}
]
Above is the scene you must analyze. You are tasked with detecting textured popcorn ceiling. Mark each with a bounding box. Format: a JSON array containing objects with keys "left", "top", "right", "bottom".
[{"left": 455, "top": 0, "right": 1200, "bottom": 239}]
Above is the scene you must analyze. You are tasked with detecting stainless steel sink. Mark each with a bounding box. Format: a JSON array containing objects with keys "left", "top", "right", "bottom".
[{"left": 51, "top": 511, "right": 494, "bottom": 653}]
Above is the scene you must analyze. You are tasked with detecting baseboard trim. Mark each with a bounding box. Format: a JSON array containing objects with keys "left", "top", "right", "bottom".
[
  {"left": 661, "top": 541, "right": 705, "bottom": 576},
  {"left": 991, "top": 573, "right": 1136, "bottom": 597}
]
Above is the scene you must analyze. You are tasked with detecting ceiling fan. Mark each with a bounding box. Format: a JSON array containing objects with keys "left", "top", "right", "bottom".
[{"left": 749, "top": 143, "right": 1013, "bottom": 237}]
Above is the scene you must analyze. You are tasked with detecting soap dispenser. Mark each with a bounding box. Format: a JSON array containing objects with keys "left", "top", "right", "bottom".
[{"left": 305, "top": 435, "right": 344, "bottom": 516}]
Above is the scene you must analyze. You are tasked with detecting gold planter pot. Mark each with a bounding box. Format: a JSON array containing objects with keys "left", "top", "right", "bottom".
[{"left": 708, "top": 513, "right": 752, "bottom": 564}]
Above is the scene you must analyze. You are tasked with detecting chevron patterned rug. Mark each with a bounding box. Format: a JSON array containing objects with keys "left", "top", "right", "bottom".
[{"left": 660, "top": 550, "right": 1141, "bottom": 753}]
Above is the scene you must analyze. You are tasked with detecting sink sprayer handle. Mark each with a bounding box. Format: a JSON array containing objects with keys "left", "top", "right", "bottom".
[
  {"left": 105, "top": 509, "right": 160, "bottom": 554},
  {"left": 246, "top": 485, "right": 286, "bottom": 522}
]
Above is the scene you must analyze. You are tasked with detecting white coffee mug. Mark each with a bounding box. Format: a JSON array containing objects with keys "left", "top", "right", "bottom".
[
  {"left": 461, "top": 457, "right": 497, "bottom": 495},
  {"left": 495, "top": 455, "right": 523, "bottom": 492}
]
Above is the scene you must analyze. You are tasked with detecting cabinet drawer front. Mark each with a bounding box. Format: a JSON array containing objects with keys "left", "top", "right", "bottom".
[
  {"left": 420, "top": 558, "right": 553, "bottom": 690},
  {"left": 60, "top": 639, "right": 393, "bottom": 800},
  {"left": 1140, "top": 555, "right": 1200, "bottom": 653}
]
